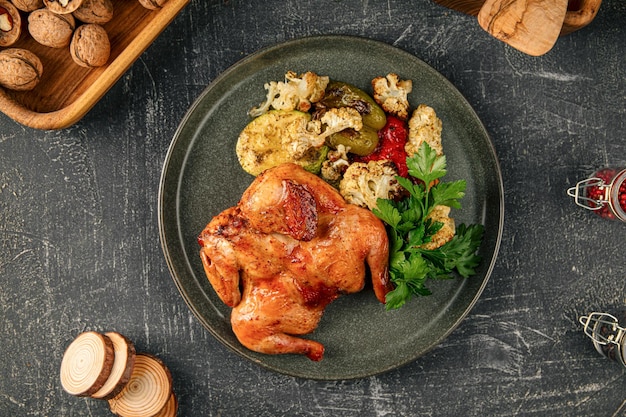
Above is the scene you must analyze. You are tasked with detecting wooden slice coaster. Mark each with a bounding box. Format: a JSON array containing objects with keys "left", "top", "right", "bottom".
[
  {"left": 91, "top": 332, "right": 137, "bottom": 400},
  {"left": 60, "top": 331, "right": 115, "bottom": 397},
  {"left": 154, "top": 392, "right": 178, "bottom": 417},
  {"left": 108, "top": 353, "right": 173, "bottom": 417}
]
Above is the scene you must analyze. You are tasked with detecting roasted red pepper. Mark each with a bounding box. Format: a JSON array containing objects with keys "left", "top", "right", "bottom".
[{"left": 353, "top": 115, "right": 409, "bottom": 177}]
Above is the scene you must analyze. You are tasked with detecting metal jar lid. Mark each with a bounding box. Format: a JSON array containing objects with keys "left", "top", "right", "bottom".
[
  {"left": 580, "top": 312, "right": 626, "bottom": 368},
  {"left": 568, "top": 168, "right": 626, "bottom": 222}
]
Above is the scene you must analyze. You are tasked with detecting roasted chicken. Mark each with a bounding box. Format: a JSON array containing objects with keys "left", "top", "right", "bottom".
[{"left": 198, "top": 163, "right": 392, "bottom": 361}]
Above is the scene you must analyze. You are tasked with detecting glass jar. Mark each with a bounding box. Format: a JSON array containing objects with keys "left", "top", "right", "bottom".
[
  {"left": 567, "top": 167, "right": 626, "bottom": 222},
  {"left": 579, "top": 311, "right": 626, "bottom": 368}
]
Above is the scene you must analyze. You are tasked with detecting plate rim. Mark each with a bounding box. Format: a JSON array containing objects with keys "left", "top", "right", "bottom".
[{"left": 158, "top": 34, "right": 504, "bottom": 380}]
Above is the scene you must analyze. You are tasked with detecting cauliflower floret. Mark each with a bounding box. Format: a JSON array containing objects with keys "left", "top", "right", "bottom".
[
  {"left": 419, "top": 205, "right": 456, "bottom": 250},
  {"left": 282, "top": 116, "right": 324, "bottom": 159},
  {"left": 249, "top": 71, "right": 330, "bottom": 117},
  {"left": 285, "top": 107, "right": 363, "bottom": 159},
  {"left": 319, "top": 106, "right": 363, "bottom": 135},
  {"left": 372, "top": 73, "right": 413, "bottom": 120},
  {"left": 406, "top": 104, "right": 443, "bottom": 157},
  {"left": 339, "top": 160, "right": 403, "bottom": 210},
  {"left": 290, "top": 71, "right": 329, "bottom": 103},
  {"left": 321, "top": 144, "right": 350, "bottom": 184}
]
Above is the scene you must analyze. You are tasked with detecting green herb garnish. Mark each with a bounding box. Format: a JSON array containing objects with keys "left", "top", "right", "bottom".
[{"left": 372, "top": 142, "right": 485, "bottom": 310}]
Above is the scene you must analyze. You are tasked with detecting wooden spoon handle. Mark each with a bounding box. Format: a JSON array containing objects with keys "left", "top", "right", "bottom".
[
  {"left": 561, "top": 0, "right": 602, "bottom": 35},
  {"left": 478, "top": 0, "right": 569, "bottom": 56},
  {"left": 432, "top": 0, "right": 485, "bottom": 15}
]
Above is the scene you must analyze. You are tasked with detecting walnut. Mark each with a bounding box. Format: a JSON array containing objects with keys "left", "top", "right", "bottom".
[
  {"left": 138, "top": 0, "right": 168, "bottom": 10},
  {"left": 28, "top": 8, "right": 76, "bottom": 48},
  {"left": 0, "top": 48, "right": 43, "bottom": 91},
  {"left": 0, "top": 0, "right": 22, "bottom": 46},
  {"left": 43, "top": 0, "right": 84, "bottom": 14},
  {"left": 11, "top": 0, "right": 44, "bottom": 12},
  {"left": 73, "top": 0, "right": 113, "bottom": 24},
  {"left": 69, "top": 23, "right": 110, "bottom": 68}
]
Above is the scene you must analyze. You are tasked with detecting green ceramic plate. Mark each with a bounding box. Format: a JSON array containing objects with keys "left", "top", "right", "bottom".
[{"left": 158, "top": 35, "right": 504, "bottom": 380}]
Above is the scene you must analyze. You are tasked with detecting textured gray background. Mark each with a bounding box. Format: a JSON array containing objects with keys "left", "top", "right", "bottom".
[{"left": 1, "top": 1, "right": 625, "bottom": 416}]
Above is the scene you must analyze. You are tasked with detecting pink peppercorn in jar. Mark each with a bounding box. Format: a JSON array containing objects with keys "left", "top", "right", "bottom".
[{"left": 568, "top": 167, "right": 626, "bottom": 222}]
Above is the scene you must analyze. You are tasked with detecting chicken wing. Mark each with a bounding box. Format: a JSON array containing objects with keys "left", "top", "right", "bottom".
[{"left": 198, "top": 163, "right": 392, "bottom": 361}]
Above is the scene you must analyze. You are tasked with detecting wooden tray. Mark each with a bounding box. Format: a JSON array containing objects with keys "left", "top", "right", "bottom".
[{"left": 0, "top": 0, "right": 190, "bottom": 130}]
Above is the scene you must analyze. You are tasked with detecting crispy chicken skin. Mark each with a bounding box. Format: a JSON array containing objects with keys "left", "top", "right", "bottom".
[{"left": 198, "top": 163, "right": 392, "bottom": 361}]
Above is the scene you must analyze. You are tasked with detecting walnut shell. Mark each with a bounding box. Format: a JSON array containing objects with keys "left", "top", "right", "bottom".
[
  {"left": 28, "top": 8, "right": 75, "bottom": 48},
  {"left": 43, "top": 0, "right": 84, "bottom": 14},
  {"left": 69, "top": 23, "right": 110, "bottom": 68},
  {"left": 0, "top": 48, "right": 43, "bottom": 91},
  {"left": 0, "top": 0, "right": 22, "bottom": 46},
  {"left": 137, "top": 0, "right": 168, "bottom": 10},
  {"left": 73, "top": 0, "right": 113, "bottom": 24},
  {"left": 11, "top": 0, "right": 44, "bottom": 12}
]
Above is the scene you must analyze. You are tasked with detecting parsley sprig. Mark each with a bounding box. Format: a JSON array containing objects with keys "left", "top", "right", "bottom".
[{"left": 372, "top": 142, "right": 485, "bottom": 310}]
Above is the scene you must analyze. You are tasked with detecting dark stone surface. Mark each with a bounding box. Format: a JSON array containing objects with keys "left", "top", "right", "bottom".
[{"left": 1, "top": 0, "right": 624, "bottom": 415}]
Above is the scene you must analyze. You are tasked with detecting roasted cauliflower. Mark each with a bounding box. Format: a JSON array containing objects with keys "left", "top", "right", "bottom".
[
  {"left": 288, "top": 107, "right": 363, "bottom": 159},
  {"left": 405, "top": 104, "right": 443, "bottom": 157},
  {"left": 249, "top": 71, "right": 330, "bottom": 117},
  {"left": 372, "top": 73, "right": 413, "bottom": 120},
  {"left": 419, "top": 205, "right": 456, "bottom": 250},
  {"left": 339, "top": 160, "right": 403, "bottom": 210},
  {"left": 320, "top": 144, "right": 350, "bottom": 185}
]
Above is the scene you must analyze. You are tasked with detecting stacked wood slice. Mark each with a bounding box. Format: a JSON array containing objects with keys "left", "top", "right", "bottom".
[{"left": 60, "top": 331, "right": 177, "bottom": 417}]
